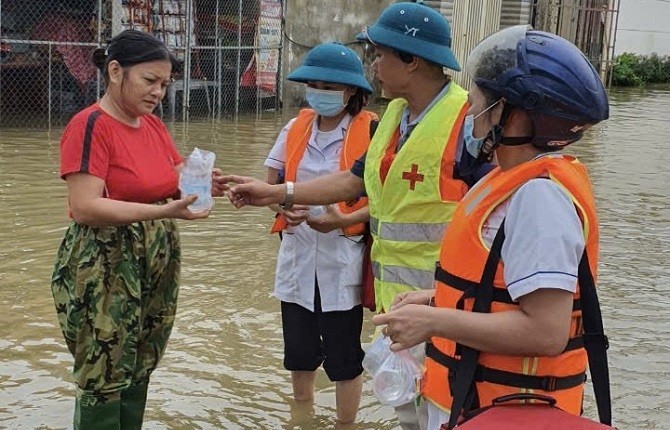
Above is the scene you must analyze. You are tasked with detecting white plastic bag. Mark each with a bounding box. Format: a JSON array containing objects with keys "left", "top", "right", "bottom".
[
  {"left": 179, "top": 147, "right": 215, "bottom": 212},
  {"left": 373, "top": 349, "right": 422, "bottom": 407},
  {"left": 363, "top": 335, "right": 423, "bottom": 407},
  {"left": 362, "top": 335, "right": 393, "bottom": 377}
]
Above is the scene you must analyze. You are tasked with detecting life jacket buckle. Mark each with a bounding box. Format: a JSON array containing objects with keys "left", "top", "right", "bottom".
[{"left": 541, "top": 376, "right": 558, "bottom": 392}]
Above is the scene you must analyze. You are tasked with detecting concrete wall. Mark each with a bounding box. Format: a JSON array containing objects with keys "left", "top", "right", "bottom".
[
  {"left": 280, "top": 0, "right": 534, "bottom": 105},
  {"left": 614, "top": 0, "right": 670, "bottom": 56},
  {"left": 281, "top": 0, "right": 393, "bottom": 107}
]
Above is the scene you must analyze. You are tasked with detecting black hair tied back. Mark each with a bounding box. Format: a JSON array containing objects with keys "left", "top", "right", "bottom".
[
  {"left": 91, "top": 30, "right": 176, "bottom": 76},
  {"left": 91, "top": 47, "right": 108, "bottom": 71}
]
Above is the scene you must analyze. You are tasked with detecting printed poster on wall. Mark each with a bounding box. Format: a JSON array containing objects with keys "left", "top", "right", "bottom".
[{"left": 256, "top": 0, "right": 282, "bottom": 95}]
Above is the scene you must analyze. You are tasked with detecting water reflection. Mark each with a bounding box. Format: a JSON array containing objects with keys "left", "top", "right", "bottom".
[{"left": 0, "top": 87, "right": 668, "bottom": 429}]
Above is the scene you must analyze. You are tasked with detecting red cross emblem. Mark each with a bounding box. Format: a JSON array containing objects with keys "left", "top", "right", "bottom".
[{"left": 402, "top": 164, "right": 424, "bottom": 190}]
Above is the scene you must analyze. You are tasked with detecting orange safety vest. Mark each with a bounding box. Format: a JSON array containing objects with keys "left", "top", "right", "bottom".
[
  {"left": 271, "top": 108, "right": 378, "bottom": 236},
  {"left": 422, "top": 155, "right": 599, "bottom": 416}
]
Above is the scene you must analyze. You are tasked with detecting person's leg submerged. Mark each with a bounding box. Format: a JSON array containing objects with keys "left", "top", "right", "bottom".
[
  {"left": 291, "top": 370, "right": 317, "bottom": 401},
  {"left": 125, "top": 219, "right": 181, "bottom": 430},
  {"left": 52, "top": 224, "right": 144, "bottom": 430},
  {"left": 335, "top": 375, "right": 363, "bottom": 424},
  {"left": 320, "top": 302, "right": 365, "bottom": 424},
  {"left": 281, "top": 300, "right": 322, "bottom": 402}
]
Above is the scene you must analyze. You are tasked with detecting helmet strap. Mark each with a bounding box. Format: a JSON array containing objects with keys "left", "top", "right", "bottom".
[
  {"left": 499, "top": 105, "right": 533, "bottom": 147},
  {"left": 501, "top": 136, "right": 533, "bottom": 146},
  {"left": 478, "top": 103, "right": 512, "bottom": 162}
]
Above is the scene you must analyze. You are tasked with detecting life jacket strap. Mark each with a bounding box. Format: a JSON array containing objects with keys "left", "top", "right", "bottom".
[
  {"left": 434, "top": 264, "right": 582, "bottom": 311},
  {"left": 425, "top": 342, "right": 586, "bottom": 392}
]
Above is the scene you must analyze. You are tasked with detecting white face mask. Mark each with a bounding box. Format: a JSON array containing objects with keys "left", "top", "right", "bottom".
[
  {"left": 464, "top": 98, "right": 502, "bottom": 157},
  {"left": 305, "top": 87, "right": 347, "bottom": 117}
]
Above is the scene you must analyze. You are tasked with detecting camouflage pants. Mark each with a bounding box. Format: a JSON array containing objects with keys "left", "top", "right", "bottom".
[{"left": 51, "top": 219, "right": 180, "bottom": 406}]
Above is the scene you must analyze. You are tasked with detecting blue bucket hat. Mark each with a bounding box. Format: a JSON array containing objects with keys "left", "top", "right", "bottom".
[
  {"left": 287, "top": 42, "right": 373, "bottom": 93},
  {"left": 356, "top": 2, "right": 461, "bottom": 71}
]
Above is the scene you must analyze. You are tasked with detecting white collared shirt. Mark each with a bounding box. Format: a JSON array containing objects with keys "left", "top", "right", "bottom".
[
  {"left": 478, "top": 153, "right": 585, "bottom": 301},
  {"left": 264, "top": 114, "right": 363, "bottom": 312}
]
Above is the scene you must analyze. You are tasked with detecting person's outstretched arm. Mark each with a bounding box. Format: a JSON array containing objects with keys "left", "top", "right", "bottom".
[
  {"left": 224, "top": 170, "right": 364, "bottom": 208},
  {"left": 67, "top": 173, "right": 208, "bottom": 226}
]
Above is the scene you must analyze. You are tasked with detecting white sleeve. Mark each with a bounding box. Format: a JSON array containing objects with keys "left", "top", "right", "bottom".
[
  {"left": 501, "top": 178, "right": 586, "bottom": 302},
  {"left": 263, "top": 118, "right": 297, "bottom": 171}
]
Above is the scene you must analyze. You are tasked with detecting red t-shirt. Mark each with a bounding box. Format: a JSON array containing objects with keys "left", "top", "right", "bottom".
[{"left": 60, "top": 104, "right": 183, "bottom": 205}]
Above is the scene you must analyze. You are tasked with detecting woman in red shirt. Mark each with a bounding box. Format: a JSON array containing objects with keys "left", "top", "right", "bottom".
[{"left": 51, "top": 30, "right": 226, "bottom": 430}]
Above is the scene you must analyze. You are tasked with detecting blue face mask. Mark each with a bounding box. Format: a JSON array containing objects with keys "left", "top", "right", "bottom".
[
  {"left": 464, "top": 114, "right": 486, "bottom": 157},
  {"left": 305, "top": 87, "right": 346, "bottom": 117}
]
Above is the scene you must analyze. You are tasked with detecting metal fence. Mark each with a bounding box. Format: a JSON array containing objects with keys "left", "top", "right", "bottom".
[{"left": 0, "top": 0, "right": 283, "bottom": 128}]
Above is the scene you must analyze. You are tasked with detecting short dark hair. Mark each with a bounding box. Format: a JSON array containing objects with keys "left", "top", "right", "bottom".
[
  {"left": 392, "top": 49, "right": 450, "bottom": 80},
  {"left": 345, "top": 87, "right": 369, "bottom": 116},
  {"left": 393, "top": 49, "right": 414, "bottom": 64},
  {"left": 472, "top": 46, "right": 516, "bottom": 105},
  {"left": 91, "top": 30, "right": 178, "bottom": 82}
]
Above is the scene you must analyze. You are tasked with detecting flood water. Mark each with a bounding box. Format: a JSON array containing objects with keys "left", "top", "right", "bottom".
[{"left": 0, "top": 86, "right": 668, "bottom": 429}]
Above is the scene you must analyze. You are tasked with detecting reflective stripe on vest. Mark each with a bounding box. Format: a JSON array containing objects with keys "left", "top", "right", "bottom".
[
  {"left": 371, "top": 261, "right": 436, "bottom": 290},
  {"left": 363, "top": 84, "right": 469, "bottom": 312},
  {"left": 422, "top": 155, "right": 599, "bottom": 416},
  {"left": 369, "top": 217, "right": 448, "bottom": 243},
  {"left": 271, "top": 108, "right": 377, "bottom": 235}
]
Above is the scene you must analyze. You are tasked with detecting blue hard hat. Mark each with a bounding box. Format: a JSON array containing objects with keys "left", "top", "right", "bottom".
[
  {"left": 287, "top": 42, "right": 373, "bottom": 93},
  {"left": 467, "top": 25, "right": 609, "bottom": 148},
  {"left": 356, "top": 2, "right": 460, "bottom": 71}
]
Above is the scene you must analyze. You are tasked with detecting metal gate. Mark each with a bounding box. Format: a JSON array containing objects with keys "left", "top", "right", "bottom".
[{"left": 0, "top": 0, "right": 283, "bottom": 128}]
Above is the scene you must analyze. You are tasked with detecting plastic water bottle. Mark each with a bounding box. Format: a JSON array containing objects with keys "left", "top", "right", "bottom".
[
  {"left": 179, "top": 147, "right": 215, "bottom": 213},
  {"left": 372, "top": 349, "right": 422, "bottom": 407},
  {"left": 374, "top": 365, "right": 408, "bottom": 405}
]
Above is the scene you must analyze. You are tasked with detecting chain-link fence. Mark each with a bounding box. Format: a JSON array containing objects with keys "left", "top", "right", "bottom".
[{"left": 0, "top": 0, "right": 283, "bottom": 128}]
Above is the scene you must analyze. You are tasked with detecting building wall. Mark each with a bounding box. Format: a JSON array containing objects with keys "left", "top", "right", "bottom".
[
  {"left": 281, "top": 0, "right": 533, "bottom": 106},
  {"left": 614, "top": 0, "right": 670, "bottom": 56},
  {"left": 500, "top": 0, "right": 532, "bottom": 27},
  {"left": 450, "top": 0, "right": 505, "bottom": 86},
  {"left": 281, "top": 0, "right": 392, "bottom": 107}
]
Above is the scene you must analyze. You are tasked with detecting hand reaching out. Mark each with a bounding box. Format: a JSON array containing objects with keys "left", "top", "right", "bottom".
[
  {"left": 306, "top": 204, "right": 344, "bottom": 233},
  {"left": 211, "top": 168, "right": 230, "bottom": 197},
  {"left": 220, "top": 175, "right": 283, "bottom": 208},
  {"left": 282, "top": 205, "right": 310, "bottom": 226}
]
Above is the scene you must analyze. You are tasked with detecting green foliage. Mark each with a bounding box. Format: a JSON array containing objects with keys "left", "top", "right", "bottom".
[{"left": 611, "top": 53, "right": 670, "bottom": 86}]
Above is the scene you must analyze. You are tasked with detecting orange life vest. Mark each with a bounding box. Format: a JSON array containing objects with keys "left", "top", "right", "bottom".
[
  {"left": 271, "top": 108, "right": 378, "bottom": 236},
  {"left": 422, "top": 155, "right": 599, "bottom": 416}
]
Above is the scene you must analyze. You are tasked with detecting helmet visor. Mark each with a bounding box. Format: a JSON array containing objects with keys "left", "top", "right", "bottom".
[{"left": 466, "top": 25, "right": 530, "bottom": 83}]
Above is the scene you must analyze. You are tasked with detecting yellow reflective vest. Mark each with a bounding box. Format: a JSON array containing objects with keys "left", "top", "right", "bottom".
[{"left": 363, "top": 83, "right": 469, "bottom": 311}]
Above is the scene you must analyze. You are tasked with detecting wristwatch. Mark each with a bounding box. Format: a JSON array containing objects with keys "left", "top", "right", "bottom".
[{"left": 280, "top": 181, "right": 294, "bottom": 211}]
